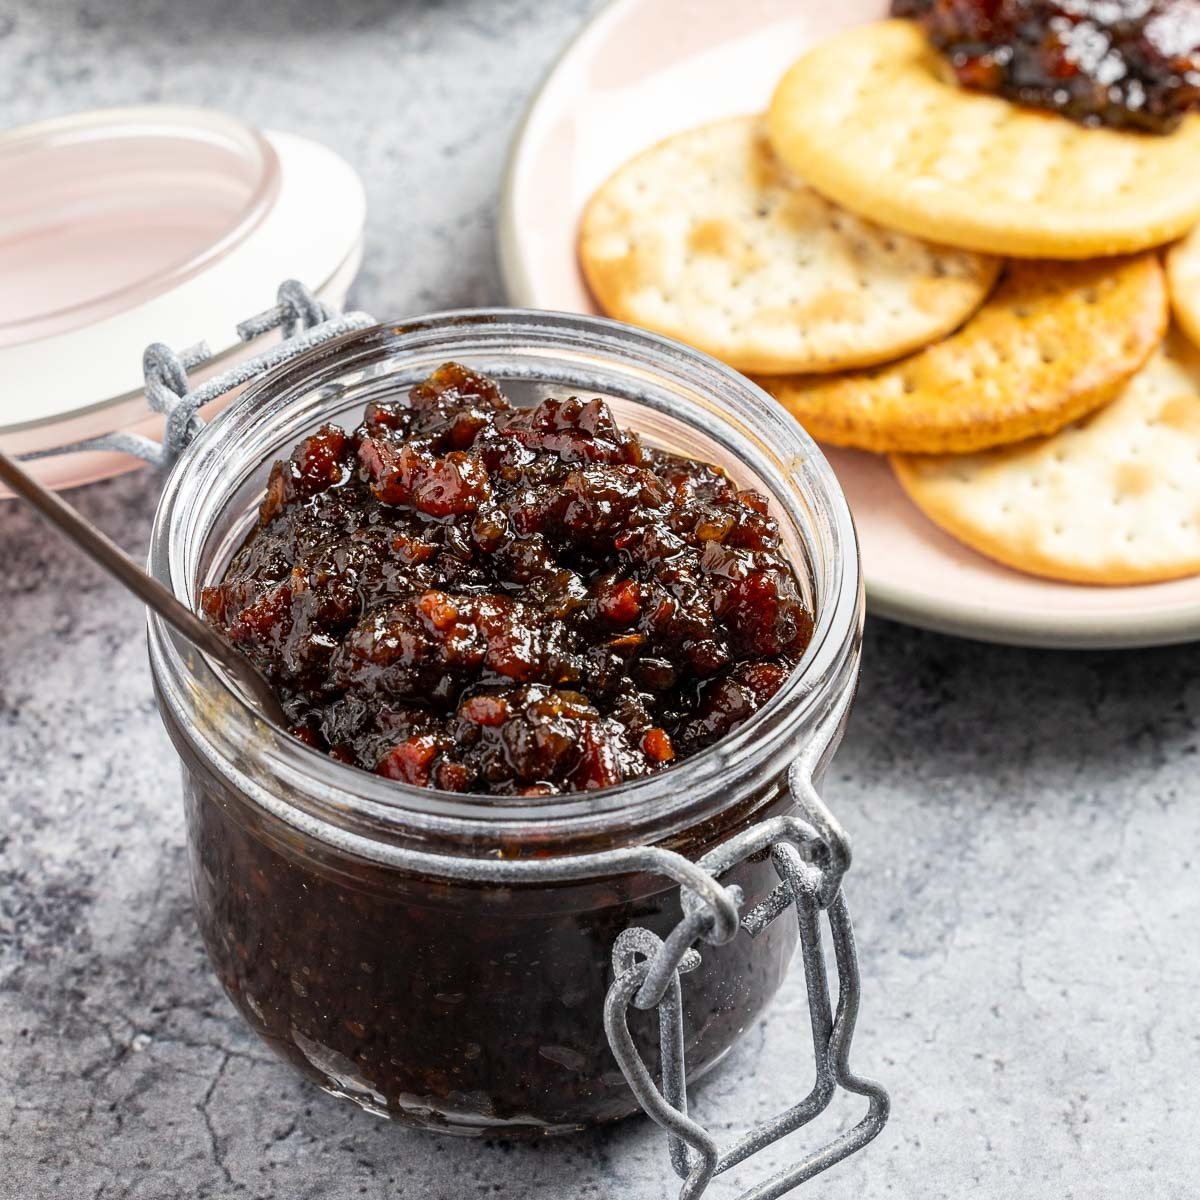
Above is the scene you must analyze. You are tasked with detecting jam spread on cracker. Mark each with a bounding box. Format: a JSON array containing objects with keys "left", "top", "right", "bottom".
[
  {"left": 202, "top": 363, "right": 813, "bottom": 795},
  {"left": 894, "top": 0, "right": 1200, "bottom": 133}
]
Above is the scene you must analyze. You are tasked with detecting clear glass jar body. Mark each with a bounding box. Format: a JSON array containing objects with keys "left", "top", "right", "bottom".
[{"left": 148, "top": 312, "right": 863, "bottom": 1135}]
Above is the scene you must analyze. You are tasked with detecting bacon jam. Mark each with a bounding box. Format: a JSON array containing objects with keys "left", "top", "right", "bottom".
[
  {"left": 201, "top": 363, "right": 813, "bottom": 796},
  {"left": 893, "top": 0, "right": 1200, "bottom": 133}
]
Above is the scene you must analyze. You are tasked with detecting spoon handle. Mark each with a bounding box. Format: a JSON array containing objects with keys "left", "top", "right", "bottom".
[{"left": 0, "top": 450, "right": 283, "bottom": 722}]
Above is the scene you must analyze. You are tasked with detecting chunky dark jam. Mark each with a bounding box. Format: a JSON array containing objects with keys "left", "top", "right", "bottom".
[
  {"left": 180, "top": 768, "right": 802, "bottom": 1131},
  {"left": 202, "top": 363, "right": 813, "bottom": 795},
  {"left": 894, "top": 0, "right": 1200, "bottom": 133}
]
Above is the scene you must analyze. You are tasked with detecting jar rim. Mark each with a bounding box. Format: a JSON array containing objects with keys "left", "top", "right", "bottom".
[{"left": 148, "top": 309, "right": 862, "bottom": 855}]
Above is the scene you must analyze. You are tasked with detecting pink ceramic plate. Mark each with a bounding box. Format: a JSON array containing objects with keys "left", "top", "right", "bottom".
[{"left": 498, "top": 0, "right": 1200, "bottom": 648}]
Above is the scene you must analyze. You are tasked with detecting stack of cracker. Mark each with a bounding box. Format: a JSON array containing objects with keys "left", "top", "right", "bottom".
[{"left": 579, "top": 19, "right": 1200, "bottom": 586}]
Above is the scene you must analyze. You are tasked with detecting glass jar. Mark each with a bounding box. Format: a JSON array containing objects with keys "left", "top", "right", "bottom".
[{"left": 147, "top": 311, "right": 863, "bottom": 1137}]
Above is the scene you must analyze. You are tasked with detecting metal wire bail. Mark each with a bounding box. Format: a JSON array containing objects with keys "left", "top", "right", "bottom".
[
  {"left": 22, "top": 280, "right": 376, "bottom": 472},
  {"left": 602, "top": 771, "right": 890, "bottom": 1200}
]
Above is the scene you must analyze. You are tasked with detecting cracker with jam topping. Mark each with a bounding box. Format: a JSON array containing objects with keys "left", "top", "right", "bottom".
[{"left": 767, "top": 20, "right": 1200, "bottom": 259}]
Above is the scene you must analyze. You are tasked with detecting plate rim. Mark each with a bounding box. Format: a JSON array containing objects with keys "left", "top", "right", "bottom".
[{"left": 496, "top": 0, "right": 1200, "bottom": 650}]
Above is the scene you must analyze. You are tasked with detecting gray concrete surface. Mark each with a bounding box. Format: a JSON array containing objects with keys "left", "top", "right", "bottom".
[{"left": 2, "top": 2, "right": 1198, "bottom": 1197}]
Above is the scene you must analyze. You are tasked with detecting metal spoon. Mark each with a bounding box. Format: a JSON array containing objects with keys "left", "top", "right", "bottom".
[{"left": 0, "top": 449, "right": 288, "bottom": 729}]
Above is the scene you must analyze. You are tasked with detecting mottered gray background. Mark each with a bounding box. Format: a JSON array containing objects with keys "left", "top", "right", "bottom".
[{"left": 1, "top": 2, "right": 1198, "bottom": 1197}]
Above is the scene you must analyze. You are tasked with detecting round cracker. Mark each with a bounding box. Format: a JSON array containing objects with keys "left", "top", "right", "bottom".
[
  {"left": 578, "top": 116, "right": 999, "bottom": 374},
  {"left": 759, "top": 255, "right": 1167, "bottom": 455},
  {"left": 1167, "top": 223, "right": 1200, "bottom": 350},
  {"left": 767, "top": 20, "right": 1200, "bottom": 260},
  {"left": 891, "top": 331, "right": 1200, "bottom": 586}
]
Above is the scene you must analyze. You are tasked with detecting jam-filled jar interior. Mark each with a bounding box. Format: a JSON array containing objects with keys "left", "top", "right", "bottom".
[{"left": 199, "top": 359, "right": 819, "bottom": 798}]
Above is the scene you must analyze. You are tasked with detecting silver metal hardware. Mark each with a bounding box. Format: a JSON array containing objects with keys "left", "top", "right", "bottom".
[
  {"left": 603, "top": 764, "right": 889, "bottom": 1200},
  {"left": 24, "top": 280, "right": 376, "bottom": 470}
]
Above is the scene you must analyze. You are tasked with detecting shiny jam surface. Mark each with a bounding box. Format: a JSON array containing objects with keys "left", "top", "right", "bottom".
[
  {"left": 894, "top": 0, "right": 1200, "bottom": 132},
  {"left": 202, "top": 363, "right": 814, "bottom": 796}
]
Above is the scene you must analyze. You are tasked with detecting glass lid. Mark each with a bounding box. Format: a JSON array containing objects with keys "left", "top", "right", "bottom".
[{"left": 0, "top": 106, "right": 280, "bottom": 349}]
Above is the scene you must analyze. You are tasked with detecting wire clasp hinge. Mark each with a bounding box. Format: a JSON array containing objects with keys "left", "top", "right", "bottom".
[
  {"left": 24, "top": 280, "right": 376, "bottom": 471},
  {"left": 603, "top": 763, "right": 889, "bottom": 1200}
]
